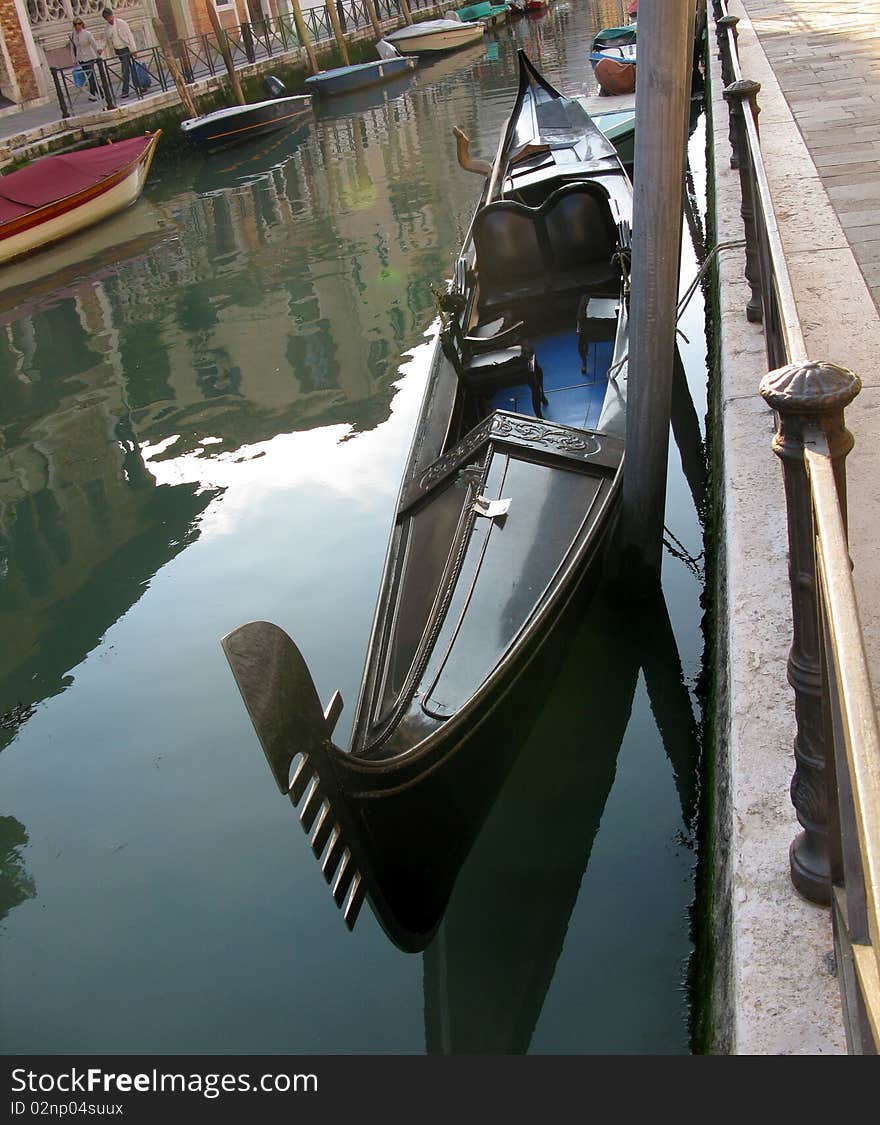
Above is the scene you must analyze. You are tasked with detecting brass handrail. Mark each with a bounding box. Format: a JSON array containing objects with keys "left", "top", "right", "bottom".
[{"left": 808, "top": 442, "right": 880, "bottom": 1051}]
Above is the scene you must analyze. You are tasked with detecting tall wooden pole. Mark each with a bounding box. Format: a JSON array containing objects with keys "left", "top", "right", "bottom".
[
  {"left": 364, "top": 0, "right": 383, "bottom": 41},
  {"left": 205, "top": 1, "right": 246, "bottom": 105},
  {"left": 289, "top": 0, "right": 320, "bottom": 75},
  {"left": 620, "top": 0, "right": 693, "bottom": 586},
  {"left": 399, "top": 0, "right": 413, "bottom": 26},
  {"left": 324, "top": 1, "right": 350, "bottom": 66},
  {"left": 152, "top": 17, "right": 198, "bottom": 119}
]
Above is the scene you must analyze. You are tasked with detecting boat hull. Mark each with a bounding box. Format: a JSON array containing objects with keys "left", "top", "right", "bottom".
[
  {"left": 221, "top": 50, "right": 634, "bottom": 951},
  {"left": 180, "top": 95, "right": 312, "bottom": 153},
  {"left": 0, "top": 132, "right": 161, "bottom": 266},
  {"left": 591, "top": 44, "right": 637, "bottom": 95},
  {"left": 594, "top": 57, "right": 636, "bottom": 95},
  {"left": 385, "top": 21, "right": 485, "bottom": 55},
  {"left": 305, "top": 56, "right": 417, "bottom": 97}
]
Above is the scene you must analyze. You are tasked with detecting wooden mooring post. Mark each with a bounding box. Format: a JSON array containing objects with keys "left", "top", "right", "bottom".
[
  {"left": 364, "top": 0, "right": 383, "bottom": 42},
  {"left": 289, "top": 0, "right": 320, "bottom": 75},
  {"left": 152, "top": 17, "right": 198, "bottom": 120},
  {"left": 620, "top": 0, "right": 694, "bottom": 584},
  {"left": 325, "top": 1, "right": 350, "bottom": 66},
  {"left": 205, "top": 1, "right": 246, "bottom": 105}
]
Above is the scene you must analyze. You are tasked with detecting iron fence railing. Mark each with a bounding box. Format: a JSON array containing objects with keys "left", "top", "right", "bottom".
[
  {"left": 714, "top": 0, "right": 880, "bottom": 1055},
  {"left": 48, "top": 0, "right": 441, "bottom": 117}
]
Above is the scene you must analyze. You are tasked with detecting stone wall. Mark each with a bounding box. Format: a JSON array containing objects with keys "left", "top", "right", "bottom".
[{"left": 0, "top": 1, "right": 39, "bottom": 101}]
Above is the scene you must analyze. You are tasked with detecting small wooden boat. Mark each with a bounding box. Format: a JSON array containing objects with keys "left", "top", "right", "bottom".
[
  {"left": 453, "top": 1, "right": 509, "bottom": 26},
  {"left": 180, "top": 76, "right": 312, "bottom": 153},
  {"left": 0, "top": 131, "right": 161, "bottom": 267},
  {"left": 304, "top": 40, "right": 418, "bottom": 98},
  {"left": 221, "top": 51, "right": 633, "bottom": 951},
  {"left": 592, "top": 24, "right": 637, "bottom": 51},
  {"left": 591, "top": 43, "right": 637, "bottom": 96},
  {"left": 384, "top": 17, "right": 484, "bottom": 55}
]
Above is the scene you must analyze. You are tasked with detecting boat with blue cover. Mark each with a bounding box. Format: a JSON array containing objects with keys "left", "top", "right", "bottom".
[
  {"left": 221, "top": 50, "right": 633, "bottom": 951},
  {"left": 304, "top": 39, "right": 418, "bottom": 97}
]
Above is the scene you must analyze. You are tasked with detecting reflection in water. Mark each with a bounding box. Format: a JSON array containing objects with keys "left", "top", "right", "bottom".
[
  {"left": 0, "top": 818, "right": 36, "bottom": 924},
  {"left": 0, "top": 2, "right": 705, "bottom": 1053},
  {"left": 423, "top": 583, "right": 699, "bottom": 1053}
]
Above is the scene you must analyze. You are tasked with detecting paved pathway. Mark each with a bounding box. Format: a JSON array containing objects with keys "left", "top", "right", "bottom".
[
  {"left": 743, "top": 1, "right": 880, "bottom": 312},
  {"left": 714, "top": 0, "right": 880, "bottom": 1053},
  {"left": 736, "top": 0, "right": 880, "bottom": 686}
]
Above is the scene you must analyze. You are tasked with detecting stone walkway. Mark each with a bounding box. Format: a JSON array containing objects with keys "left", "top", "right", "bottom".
[
  {"left": 712, "top": 0, "right": 880, "bottom": 1053},
  {"left": 735, "top": 1, "right": 880, "bottom": 702},
  {"left": 743, "top": 1, "right": 880, "bottom": 313}
]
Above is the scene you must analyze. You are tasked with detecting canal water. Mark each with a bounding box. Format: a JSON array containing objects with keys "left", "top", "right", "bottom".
[{"left": 0, "top": 2, "right": 707, "bottom": 1053}]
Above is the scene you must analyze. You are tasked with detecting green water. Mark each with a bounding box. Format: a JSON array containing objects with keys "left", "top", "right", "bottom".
[{"left": 0, "top": 5, "right": 707, "bottom": 1054}]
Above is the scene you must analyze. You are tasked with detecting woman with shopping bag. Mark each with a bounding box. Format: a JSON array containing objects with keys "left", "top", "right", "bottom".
[{"left": 69, "top": 18, "right": 101, "bottom": 102}]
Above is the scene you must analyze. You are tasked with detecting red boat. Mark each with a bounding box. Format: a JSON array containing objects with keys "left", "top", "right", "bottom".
[{"left": 0, "top": 131, "right": 161, "bottom": 266}]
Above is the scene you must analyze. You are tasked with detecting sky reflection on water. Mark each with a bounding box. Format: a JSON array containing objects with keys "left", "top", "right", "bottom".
[{"left": 0, "top": 2, "right": 705, "bottom": 1054}]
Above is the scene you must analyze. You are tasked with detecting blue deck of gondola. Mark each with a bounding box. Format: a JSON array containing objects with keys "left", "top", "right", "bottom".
[{"left": 487, "top": 331, "right": 613, "bottom": 427}]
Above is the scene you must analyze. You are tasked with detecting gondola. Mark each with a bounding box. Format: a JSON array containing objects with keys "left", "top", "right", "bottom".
[{"left": 221, "top": 50, "right": 633, "bottom": 952}]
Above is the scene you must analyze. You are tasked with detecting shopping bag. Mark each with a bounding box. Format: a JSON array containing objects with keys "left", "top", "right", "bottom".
[
  {"left": 72, "top": 65, "right": 86, "bottom": 88},
  {"left": 132, "top": 59, "right": 152, "bottom": 92}
]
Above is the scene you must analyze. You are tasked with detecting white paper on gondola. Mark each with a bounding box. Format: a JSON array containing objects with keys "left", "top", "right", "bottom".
[{"left": 473, "top": 495, "right": 511, "bottom": 518}]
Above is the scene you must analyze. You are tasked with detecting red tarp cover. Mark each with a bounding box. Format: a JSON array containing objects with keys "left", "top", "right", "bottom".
[{"left": 0, "top": 135, "right": 153, "bottom": 226}]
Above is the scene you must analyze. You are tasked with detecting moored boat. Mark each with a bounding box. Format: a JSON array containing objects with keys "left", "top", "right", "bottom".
[
  {"left": 221, "top": 51, "right": 633, "bottom": 952},
  {"left": 453, "top": 1, "right": 509, "bottom": 26},
  {"left": 592, "top": 23, "right": 637, "bottom": 51},
  {"left": 0, "top": 131, "right": 161, "bottom": 267},
  {"left": 590, "top": 43, "right": 637, "bottom": 95},
  {"left": 384, "top": 17, "right": 485, "bottom": 55},
  {"left": 304, "top": 39, "right": 418, "bottom": 97},
  {"left": 180, "top": 76, "right": 312, "bottom": 153}
]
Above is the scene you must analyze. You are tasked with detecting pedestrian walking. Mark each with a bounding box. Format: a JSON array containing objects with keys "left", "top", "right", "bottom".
[
  {"left": 101, "top": 8, "right": 137, "bottom": 98},
  {"left": 69, "top": 18, "right": 101, "bottom": 102}
]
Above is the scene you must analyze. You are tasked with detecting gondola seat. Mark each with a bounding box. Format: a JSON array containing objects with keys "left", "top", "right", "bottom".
[
  {"left": 473, "top": 182, "right": 620, "bottom": 316},
  {"left": 439, "top": 316, "right": 547, "bottom": 419}
]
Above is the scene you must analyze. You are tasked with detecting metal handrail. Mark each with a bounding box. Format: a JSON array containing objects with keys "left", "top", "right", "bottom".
[
  {"left": 714, "top": 0, "right": 880, "bottom": 1053},
  {"left": 809, "top": 441, "right": 880, "bottom": 1053},
  {"left": 48, "top": 0, "right": 442, "bottom": 117}
]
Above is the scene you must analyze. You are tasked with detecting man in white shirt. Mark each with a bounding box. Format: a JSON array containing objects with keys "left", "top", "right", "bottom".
[{"left": 101, "top": 8, "right": 136, "bottom": 98}]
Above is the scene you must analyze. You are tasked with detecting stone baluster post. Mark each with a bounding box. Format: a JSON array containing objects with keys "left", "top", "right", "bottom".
[
  {"left": 724, "top": 78, "right": 763, "bottom": 323},
  {"left": 759, "top": 361, "right": 862, "bottom": 905},
  {"left": 716, "top": 14, "right": 739, "bottom": 167}
]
